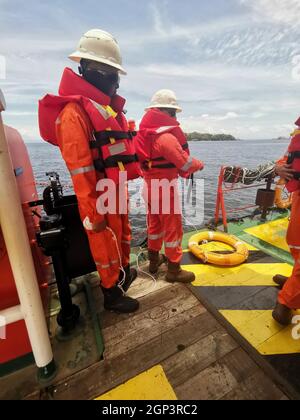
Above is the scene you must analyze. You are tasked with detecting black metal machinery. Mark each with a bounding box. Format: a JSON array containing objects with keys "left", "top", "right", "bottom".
[
  {"left": 32, "top": 172, "right": 97, "bottom": 335},
  {"left": 255, "top": 174, "right": 276, "bottom": 221}
]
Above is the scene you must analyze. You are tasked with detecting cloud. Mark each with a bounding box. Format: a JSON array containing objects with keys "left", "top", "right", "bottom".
[
  {"left": 5, "top": 111, "right": 38, "bottom": 116},
  {"left": 201, "top": 112, "right": 239, "bottom": 121},
  {"left": 240, "top": 0, "right": 300, "bottom": 25},
  {"left": 1, "top": 0, "right": 300, "bottom": 141},
  {"left": 150, "top": 3, "right": 166, "bottom": 36}
]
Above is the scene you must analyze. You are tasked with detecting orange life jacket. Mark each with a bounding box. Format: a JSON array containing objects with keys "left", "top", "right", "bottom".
[
  {"left": 134, "top": 109, "right": 190, "bottom": 170},
  {"left": 39, "top": 68, "right": 141, "bottom": 184},
  {"left": 286, "top": 123, "right": 300, "bottom": 193}
]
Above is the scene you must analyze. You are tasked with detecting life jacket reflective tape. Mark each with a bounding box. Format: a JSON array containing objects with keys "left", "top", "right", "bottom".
[
  {"left": 286, "top": 129, "right": 300, "bottom": 193},
  {"left": 38, "top": 68, "right": 141, "bottom": 184},
  {"left": 134, "top": 109, "right": 190, "bottom": 171}
]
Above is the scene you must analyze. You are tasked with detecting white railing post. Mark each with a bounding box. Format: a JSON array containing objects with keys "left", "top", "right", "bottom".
[{"left": 0, "top": 89, "right": 56, "bottom": 382}]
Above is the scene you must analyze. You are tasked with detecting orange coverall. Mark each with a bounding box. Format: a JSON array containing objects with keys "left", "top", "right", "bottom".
[
  {"left": 144, "top": 133, "right": 204, "bottom": 263},
  {"left": 56, "top": 102, "right": 131, "bottom": 289},
  {"left": 278, "top": 190, "right": 300, "bottom": 309}
]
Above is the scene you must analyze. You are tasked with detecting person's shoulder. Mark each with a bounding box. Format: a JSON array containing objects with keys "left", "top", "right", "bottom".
[
  {"left": 60, "top": 102, "right": 83, "bottom": 119},
  {"left": 59, "top": 102, "right": 89, "bottom": 128},
  {"left": 157, "top": 132, "right": 178, "bottom": 143}
]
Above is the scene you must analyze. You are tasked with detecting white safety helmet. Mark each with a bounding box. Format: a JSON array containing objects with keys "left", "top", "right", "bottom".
[
  {"left": 69, "top": 29, "right": 127, "bottom": 75},
  {"left": 146, "top": 89, "right": 182, "bottom": 113}
]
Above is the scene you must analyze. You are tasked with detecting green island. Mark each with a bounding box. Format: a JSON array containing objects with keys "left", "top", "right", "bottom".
[{"left": 186, "top": 132, "right": 237, "bottom": 141}]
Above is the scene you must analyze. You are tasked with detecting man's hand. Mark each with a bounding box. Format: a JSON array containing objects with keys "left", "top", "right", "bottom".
[
  {"left": 275, "top": 164, "right": 295, "bottom": 181},
  {"left": 92, "top": 220, "right": 107, "bottom": 233},
  {"left": 196, "top": 160, "right": 204, "bottom": 172}
]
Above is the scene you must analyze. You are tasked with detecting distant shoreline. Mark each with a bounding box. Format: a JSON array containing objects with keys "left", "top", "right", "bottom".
[{"left": 186, "top": 132, "right": 238, "bottom": 142}]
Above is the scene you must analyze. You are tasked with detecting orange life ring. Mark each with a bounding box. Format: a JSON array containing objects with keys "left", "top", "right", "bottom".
[
  {"left": 188, "top": 231, "right": 249, "bottom": 267},
  {"left": 275, "top": 178, "right": 292, "bottom": 210}
]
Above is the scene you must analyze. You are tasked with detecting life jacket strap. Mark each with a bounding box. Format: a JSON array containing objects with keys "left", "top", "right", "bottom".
[
  {"left": 90, "top": 131, "right": 137, "bottom": 148},
  {"left": 94, "top": 154, "right": 139, "bottom": 171},
  {"left": 287, "top": 151, "right": 300, "bottom": 164},
  {"left": 142, "top": 158, "right": 176, "bottom": 170},
  {"left": 294, "top": 172, "right": 300, "bottom": 180}
]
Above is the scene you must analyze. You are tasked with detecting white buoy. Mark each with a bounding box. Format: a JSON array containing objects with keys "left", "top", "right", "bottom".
[{"left": 0, "top": 89, "right": 56, "bottom": 381}]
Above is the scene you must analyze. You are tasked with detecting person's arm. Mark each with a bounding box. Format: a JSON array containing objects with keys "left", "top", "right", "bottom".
[
  {"left": 275, "top": 163, "right": 295, "bottom": 181},
  {"left": 56, "top": 103, "right": 106, "bottom": 233},
  {"left": 157, "top": 133, "right": 204, "bottom": 176},
  {"left": 275, "top": 149, "right": 295, "bottom": 181}
]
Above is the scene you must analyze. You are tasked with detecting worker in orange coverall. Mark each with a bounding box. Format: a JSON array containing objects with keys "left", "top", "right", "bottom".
[
  {"left": 273, "top": 118, "right": 300, "bottom": 325},
  {"left": 134, "top": 90, "right": 204, "bottom": 283},
  {"left": 39, "top": 30, "right": 141, "bottom": 313}
]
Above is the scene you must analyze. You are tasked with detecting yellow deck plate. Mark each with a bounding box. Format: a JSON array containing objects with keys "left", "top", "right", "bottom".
[
  {"left": 244, "top": 218, "right": 290, "bottom": 252},
  {"left": 183, "top": 240, "right": 292, "bottom": 287},
  {"left": 186, "top": 263, "right": 292, "bottom": 287},
  {"left": 220, "top": 310, "right": 300, "bottom": 355},
  {"left": 96, "top": 365, "right": 177, "bottom": 401}
]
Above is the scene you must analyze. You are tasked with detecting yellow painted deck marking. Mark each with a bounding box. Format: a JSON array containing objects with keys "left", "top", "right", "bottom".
[
  {"left": 183, "top": 240, "right": 292, "bottom": 287},
  {"left": 183, "top": 227, "right": 300, "bottom": 357},
  {"left": 244, "top": 218, "right": 289, "bottom": 252},
  {"left": 220, "top": 310, "right": 300, "bottom": 355},
  {"left": 96, "top": 365, "right": 177, "bottom": 401},
  {"left": 186, "top": 263, "right": 292, "bottom": 287}
]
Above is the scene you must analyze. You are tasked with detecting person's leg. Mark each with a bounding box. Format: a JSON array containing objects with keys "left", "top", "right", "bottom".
[
  {"left": 120, "top": 210, "right": 138, "bottom": 291},
  {"left": 161, "top": 185, "right": 195, "bottom": 283},
  {"left": 144, "top": 180, "right": 166, "bottom": 273},
  {"left": 273, "top": 192, "right": 300, "bottom": 324},
  {"left": 278, "top": 249, "right": 300, "bottom": 309},
  {"left": 87, "top": 226, "right": 139, "bottom": 313}
]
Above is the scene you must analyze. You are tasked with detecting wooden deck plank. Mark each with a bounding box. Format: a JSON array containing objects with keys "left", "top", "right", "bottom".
[
  {"left": 99, "top": 282, "right": 177, "bottom": 330},
  {"left": 49, "top": 309, "right": 220, "bottom": 400},
  {"left": 103, "top": 287, "right": 204, "bottom": 360},
  {"left": 163, "top": 329, "right": 239, "bottom": 389},
  {"left": 174, "top": 348, "right": 258, "bottom": 400},
  {"left": 221, "top": 370, "right": 289, "bottom": 400}
]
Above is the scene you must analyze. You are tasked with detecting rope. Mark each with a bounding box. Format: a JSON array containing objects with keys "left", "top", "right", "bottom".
[{"left": 106, "top": 227, "right": 126, "bottom": 294}]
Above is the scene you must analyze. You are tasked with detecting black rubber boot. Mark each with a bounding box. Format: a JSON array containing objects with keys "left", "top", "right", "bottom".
[
  {"left": 101, "top": 285, "right": 139, "bottom": 314},
  {"left": 148, "top": 250, "right": 167, "bottom": 274},
  {"left": 273, "top": 275, "right": 289, "bottom": 290},
  {"left": 272, "top": 302, "right": 292, "bottom": 326},
  {"left": 119, "top": 265, "right": 138, "bottom": 292}
]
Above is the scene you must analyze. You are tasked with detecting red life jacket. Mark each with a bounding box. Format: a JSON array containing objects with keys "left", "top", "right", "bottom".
[
  {"left": 286, "top": 126, "right": 300, "bottom": 193},
  {"left": 134, "top": 108, "right": 190, "bottom": 170},
  {"left": 38, "top": 67, "right": 141, "bottom": 184}
]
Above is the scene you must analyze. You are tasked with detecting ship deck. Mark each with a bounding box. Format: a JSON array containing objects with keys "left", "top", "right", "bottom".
[{"left": 0, "top": 210, "right": 297, "bottom": 400}]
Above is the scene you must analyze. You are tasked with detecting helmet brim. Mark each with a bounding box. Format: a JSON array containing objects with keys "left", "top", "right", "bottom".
[
  {"left": 69, "top": 51, "right": 127, "bottom": 75},
  {"left": 145, "top": 104, "right": 182, "bottom": 113}
]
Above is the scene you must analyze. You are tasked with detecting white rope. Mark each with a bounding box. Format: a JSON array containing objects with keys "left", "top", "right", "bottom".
[
  {"left": 106, "top": 227, "right": 126, "bottom": 294},
  {"left": 133, "top": 249, "right": 157, "bottom": 299}
]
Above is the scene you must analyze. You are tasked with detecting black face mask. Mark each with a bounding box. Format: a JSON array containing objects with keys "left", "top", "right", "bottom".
[
  {"left": 81, "top": 68, "right": 120, "bottom": 97},
  {"left": 168, "top": 109, "right": 177, "bottom": 118}
]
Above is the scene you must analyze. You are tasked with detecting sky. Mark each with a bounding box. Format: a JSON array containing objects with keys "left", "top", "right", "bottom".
[{"left": 1, "top": 0, "right": 300, "bottom": 141}]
